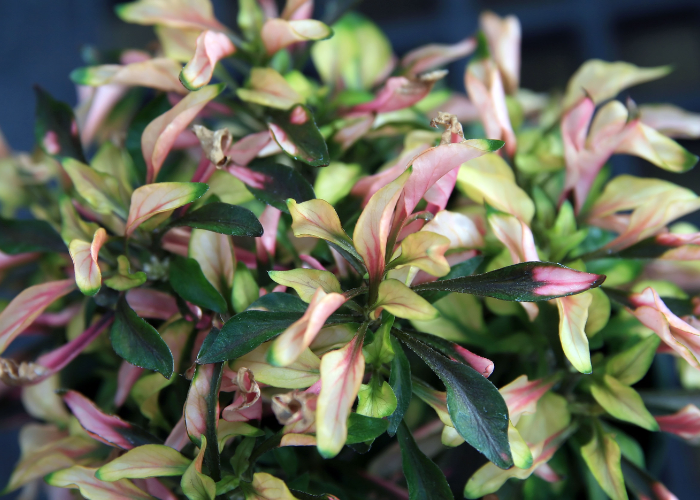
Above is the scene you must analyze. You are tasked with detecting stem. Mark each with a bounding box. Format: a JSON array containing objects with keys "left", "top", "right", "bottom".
[{"left": 204, "top": 361, "right": 224, "bottom": 482}]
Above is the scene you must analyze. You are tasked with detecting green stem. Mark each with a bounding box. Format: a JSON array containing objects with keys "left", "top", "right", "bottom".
[{"left": 204, "top": 361, "right": 224, "bottom": 482}]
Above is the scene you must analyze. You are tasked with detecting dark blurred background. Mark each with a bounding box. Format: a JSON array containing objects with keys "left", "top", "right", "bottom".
[{"left": 2, "top": 0, "right": 700, "bottom": 498}]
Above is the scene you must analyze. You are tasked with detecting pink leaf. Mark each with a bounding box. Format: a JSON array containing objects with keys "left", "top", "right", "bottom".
[
  {"left": 499, "top": 375, "right": 556, "bottom": 425},
  {"left": 125, "top": 182, "right": 208, "bottom": 236},
  {"left": 532, "top": 266, "right": 604, "bottom": 297},
  {"left": 184, "top": 363, "right": 219, "bottom": 445},
  {"left": 268, "top": 288, "right": 347, "bottom": 367},
  {"left": 316, "top": 335, "right": 365, "bottom": 458},
  {"left": 256, "top": 205, "right": 281, "bottom": 263},
  {"left": 0, "top": 279, "right": 76, "bottom": 355},
  {"left": 126, "top": 288, "right": 179, "bottom": 320},
  {"left": 350, "top": 74, "right": 444, "bottom": 114},
  {"left": 480, "top": 12, "right": 521, "bottom": 94},
  {"left": 261, "top": 18, "right": 332, "bottom": 55},
  {"left": 114, "top": 361, "right": 145, "bottom": 408},
  {"left": 72, "top": 58, "right": 185, "bottom": 94},
  {"left": 142, "top": 83, "right": 224, "bottom": 183},
  {"left": 180, "top": 31, "right": 235, "bottom": 91},
  {"left": 116, "top": 0, "right": 228, "bottom": 32},
  {"left": 226, "top": 131, "right": 274, "bottom": 166},
  {"left": 452, "top": 345, "right": 494, "bottom": 377},
  {"left": 401, "top": 37, "right": 476, "bottom": 76},
  {"left": 655, "top": 404, "right": 700, "bottom": 444}
]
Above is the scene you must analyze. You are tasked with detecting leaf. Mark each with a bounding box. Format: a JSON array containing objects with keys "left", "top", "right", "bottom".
[
  {"left": 237, "top": 67, "right": 302, "bottom": 110},
  {"left": 267, "top": 288, "right": 347, "bottom": 367},
  {"left": 181, "top": 435, "right": 216, "bottom": 500},
  {"left": 556, "top": 293, "right": 593, "bottom": 374},
  {"left": 606, "top": 335, "right": 660, "bottom": 385},
  {"left": 0, "top": 217, "right": 66, "bottom": 254},
  {"left": 126, "top": 182, "right": 208, "bottom": 236},
  {"left": 590, "top": 375, "right": 659, "bottom": 431},
  {"left": 110, "top": 295, "right": 174, "bottom": 378},
  {"left": 232, "top": 342, "right": 320, "bottom": 389},
  {"left": 46, "top": 466, "right": 151, "bottom": 499},
  {"left": 180, "top": 31, "right": 236, "bottom": 90},
  {"left": 261, "top": 18, "right": 333, "bottom": 56},
  {"left": 170, "top": 256, "right": 228, "bottom": 313},
  {"left": 396, "top": 420, "right": 454, "bottom": 500},
  {"left": 0, "top": 279, "right": 76, "bottom": 355},
  {"left": 374, "top": 279, "right": 438, "bottom": 321},
  {"left": 266, "top": 104, "right": 329, "bottom": 167},
  {"left": 246, "top": 472, "right": 301, "bottom": 500},
  {"left": 142, "top": 83, "right": 225, "bottom": 183},
  {"left": 363, "top": 313, "right": 395, "bottom": 365},
  {"left": 420, "top": 256, "right": 484, "bottom": 304},
  {"left": 394, "top": 329, "right": 513, "bottom": 468},
  {"left": 412, "top": 261, "right": 605, "bottom": 302},
  {"left": 407, "top": 331, "right": 494, "bottom": 377},
  {"left": 71, "top": 58, "right": 184, "bottom": 93},
  {"left": 268, "top": 269, "right": 342, "bottom": 303},
  {"left": 232, "top": 262, "right": 259, "bottom": 313},
  {"left": 69, "top": 228, "right": 107, "bottom": 296},
  {"left": 390, "top": 231, "right": 451, "bottom": 277},
  {"left": 170, "top": 202, "right": 264, "bottom": 237},
  {"left": 387, "top": 336, "right": 412, "bottom": 436},
  {"left": 245, "top": 163, "right": 316, "bottom": 213},
  {"left": 96, "top": 444, "right": 191, "bottom": 481},
  {"left": 316, "top": 335, "right": 366, "bottom": 458},
  {"left": 189, "top": 229, "right": 235, "bottom": 296},
  {"left": 105, "top": 255, "right": 148, "bottom": 291},
  {"left": 357, "top": 377, "right": 398, "bottom": 418},
  {"left": 184, "top": 363, "right": 223, "bottom": 446},
  {"left": 62, "top": 390, "right": 160, "bottom": 450},
  {"left": 581, "top": 426, "right": 629, "bottom": 500},
  {"left": 62, "top": 158, "right": 125, "bottom": 216},
  {"left": 34, "top": 86, "right": 85, "bottom": 161},
  {"left": 345, "top": 413, "right": 389, "bottom": 445},
  {"left": 287, "top": 199, "right": 357, "bottom": 259}
]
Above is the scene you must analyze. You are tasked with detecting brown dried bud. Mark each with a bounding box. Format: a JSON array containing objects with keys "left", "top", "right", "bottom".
[
  {"left": 272, "top": 390, "right": 317, "bottom": 434},
  {"left": 0, "top": 358, "right": 48, "bottom": 386},
  {"left": 430, "top": 111, "right": 464, "bottom": 145},
  {"left": 192, "top": 124, "right": 233, "bottom": 167}
]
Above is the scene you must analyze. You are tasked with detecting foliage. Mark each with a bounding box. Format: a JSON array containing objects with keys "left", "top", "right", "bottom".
[{"left": 2, "top": 2, "right": 700, "bottom": 499}]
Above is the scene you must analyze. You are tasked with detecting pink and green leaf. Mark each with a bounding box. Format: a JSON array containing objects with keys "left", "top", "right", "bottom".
[
  {"left": 71, "top": 58, "right": 185, "bottom": 93},
  {"left": 373, "top": 279, "right": 438, "bottom": 321},
  {"left": 268, "top": 269, "right": 342, "bottom": 303},
  {"left": 126, "top": 182, "right": 208, "bottom": 236},
  {"left": 261, "top": 18, "right": 332, "bottom": 55},
  {"left": 556, "top": 292, "right": 593, "bottom": 374},
  {"left": 96, "top": 444, "right": 191, "bottom": 481},
  {"left": 69, "top": 228, "right": 107, "bottom": 296},
  {"left": 116, "top": 0, "right": 228, "bottom": 32},
  {"left": 180, "top": 31, "right": 236, "bottom": 91},
  {"left": 46, "top": 465, "right": 152, "bottom": 499},
  {"left": 267, "top": 104, "right": 330, "bottom": 167}
]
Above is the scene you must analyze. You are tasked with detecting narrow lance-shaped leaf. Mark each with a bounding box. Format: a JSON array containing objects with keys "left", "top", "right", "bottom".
[
  {"left": 63, "top": 390, "right": 160, "bottom": 450},
  {"left": 316, "top": 333, "right": 366, "bottom": 458},
  {"left": 407, "top": 331, "right": 494, "bottom": 377},
  {"left": 232, "top": 342, "right": 320, "bottom": 389},
  {"left": 96, "top": 444, "right": 191, "bottom": 481},
  {"left": 46, "top": 466, "right": 152, "bottom": 500},
  {"left": 267, "top": 104, "right": 329, "bottom": 167},
  {"left": 581, "top": 425, "right": 629, "bottom": 500},
  {"left": 69, "top": 228, "right": 107, "bottom": 297},
  {"left": 110, "top": 296, "right": 174, "bottom": 379},
  {"left": 71, "top": 58, "right": 185, "bottom": 93},
  {"left": 169, "top": 202, "right": 263, "bottom": 236},
  {"left": 412, "top": 262, "right": 606, "bottom": 302},
  {"left": 0, "top": 279, "right": 76, "bottom": 355},
  {"left": 142, "top": 83, "right": 225, "bottom": 183},
  {"left": 397, "top": 420, "right": 454, "bottom": 500},
  {"left": 373, "top": 279, "right": 438, "bottom": 321},
  {"left": 655, "top": 405, "right": 700, "bottom": 444},
  {"left": 393, "top": 329, "right": 513, "bottom": 468},
  {"left": 181, "top": 435, "right": 216, "bottom": 500},
  {"left": 387, "top": 336, "right": 412, "bottom": 436},
  {"left": 590, "top": 375, "right": 659, "bottom": 431},
  {"left": 169, "top": 256, "right": 228, "bottom": 314},
  {"left": 556, "top": 293, "right": 593, "bottom": 374},
  {"left": 62, "top": 158, "right": 125, "bottom": 217},
  {"left": 34, "top": 86, "right": 86, "bottom": 162},
  {"left": 0, "top": 218, "right": 66, "bottom": 255},
  {"left": 242, "top": 163, "right": 316, "bottom": 213},
  {"left": 126, "top": 182, "right": 209, "bottom": 236}
]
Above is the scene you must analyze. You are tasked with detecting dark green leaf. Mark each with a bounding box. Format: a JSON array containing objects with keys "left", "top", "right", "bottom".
[
  {"left": 169, "top": 202, "right": 263, "bottom": 236},
  {"left": 169, "top": 256, "right": 228, "bottom": 314},
  {"left": 328, "top": 241, "right": 367, "bottom": 276},
  {"left": 387, "top": 336, "right": 412, "bottom": 437},
  {"left": 34, "top": 86, "right": 85, "bottom": 162},
  {"left": 245, "top": 163, "right": 316, "bottom": 213},
  {"left": 110, "top": 296, "right": 174, "bottom": 378},
  {"left": 394, "top": 329, "right": 512, "bottom": 468},
  {"left": 396, "top": 420, "right": 454, "bottom": 500},
  {"left": 0, "top": 218, "right": 66, "bottom": 254},
  {"left": 345, "top": 413, "right": 388, "bottom": 444},
  {"left": 405, "top": 330, "right": 491, "bottom": 373},
  {"left": 289, "top": 491, "right": 338, "bottom": 500},
  {"left": 420, "top": 255, "right": 483, "bottom": 303},
  {"left": 247, "top": 292, "right": 309, "bottom": 313},
  {"left": 413, "top": 261, "right": 605, "bottom": 302},
  {"left": 267, "top": 104, "right": 330, "bottom": 167}
]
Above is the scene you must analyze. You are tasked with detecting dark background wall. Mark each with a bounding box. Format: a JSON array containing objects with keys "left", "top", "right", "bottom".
[{"left": 1, "top": 0, "right": 700, "bottom": 498}]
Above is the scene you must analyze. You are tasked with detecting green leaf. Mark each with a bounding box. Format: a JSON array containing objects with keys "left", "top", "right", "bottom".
[
  {"left": 247, "top": 292, "right": 309, "bottom": 313},
  {"left": 420, "top": 255, "right": 483, "bottom": 304},
  {"left": 0, "top": 217, "right": 66, "bottom": 254},
  {"left": 62, "top": 158, "right": 125, "bottom": 217},
  {"left": 245, "top": 163, "right": 316, "bottom": 213},
  {"left": 397, "top": 420, "right": 454, "bottom": 500},
  {"left": 581, "top": 425, "right": 629, "bottom": 500},
  {"left": 169, "top": 202, "right": 264, "bottom": 236},
  {"left": 95, "top": 444, "right": 190, "bottom": 481},
  {"left": 606, "top": 336, "right": 660, "bottom": 386},
  {"left": 197, "top": 308, "right": 355, "bottom": 363},
  {"left": 590, "top": 375, "right": 659, "bottom": 431},
  {"left": 104, "top": 255, "right": 147, "bottom": 291},
  {"left": 413, "top": 261, "right": 605, "bottom": 302},
  {"left": 387, "top": 336, "right": 412, "bottom": 437},
  {"left": 345, "top": 413, "right": 389, "bottom": 444},
  {"left": 34, "top": 85, "right": 86, "bottom": 162},
  {"left": 267, "top": 104, "right": 330, "bottom": 167},
  {"left": 110, "top": 296, "right": 174, "bottom": 379},
  {"left": 232, "top": 262, "right": 259, "bottom": 313},
  {"left": 357, "top": 376, "right": 398, "bottom": 418},
  {"left": 394, "top": 329, "right": 513, "bottom": 468},
  {"left": 363, "top": 313, "right": 394, "bottom": 365},
  {"left": 169, "top": 256, "right": 228, "bottom": 314},
  {"left": 181, "top": 435, "right": 216, "bottom": 500}
]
